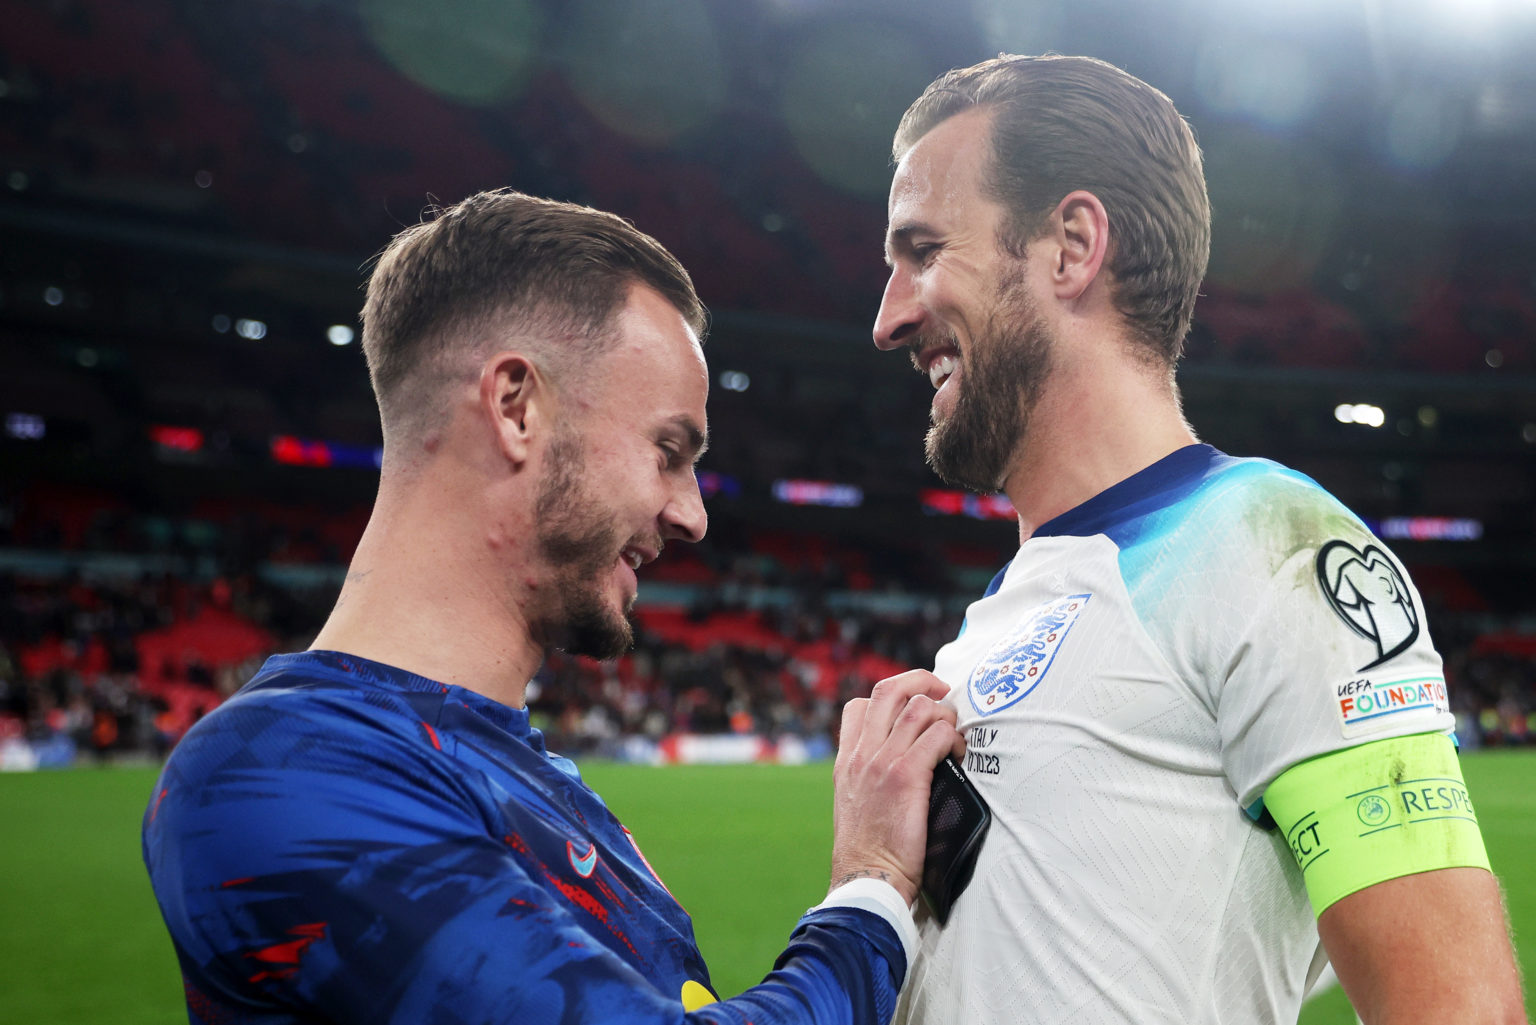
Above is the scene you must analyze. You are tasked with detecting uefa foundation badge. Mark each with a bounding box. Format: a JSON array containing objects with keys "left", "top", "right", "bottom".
[{"left": 967, "top": 594, "right": 1090, "bottom": 717}]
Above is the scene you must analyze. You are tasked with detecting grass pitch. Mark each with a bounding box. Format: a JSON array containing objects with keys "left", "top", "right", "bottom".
[
  {"left": 2, "top": 765, "right": 183, "bottom": 1025},
  {"left": 3, "top": 753, "right": 1532, "bottom": 1023}
]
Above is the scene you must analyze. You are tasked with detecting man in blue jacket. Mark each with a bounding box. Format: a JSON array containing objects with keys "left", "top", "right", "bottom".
[{"left": 144, "top": 189, "right": 961, "bottom": 1025}]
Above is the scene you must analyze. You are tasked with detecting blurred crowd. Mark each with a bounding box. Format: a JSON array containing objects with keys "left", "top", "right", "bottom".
[
  {"left": 0, "top": 567, "right": 969, "bottom": 768},
  {"left": 1435, "top": 614, "right": 1536, "bottom": 750},
  {"left": 0, "top": 488, "right": 987, "bottom": 767},
  {"left": 3, "top": 476, "right": 1532, "bottom": 767},
  {"left": 3, "top": 0, "right": 1533, "bottom": 774},
  {"left": 1, "top": 530, "right": 1531, "bottom": 769}
]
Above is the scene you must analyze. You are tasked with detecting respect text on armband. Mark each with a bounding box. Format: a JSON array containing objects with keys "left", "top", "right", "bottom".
[
  {"left": 1287, "top": 775, "right": 1478, "bottom": 874},
  {"left": 1268, "top": 735, "right": 1490, "bottom": 912}
]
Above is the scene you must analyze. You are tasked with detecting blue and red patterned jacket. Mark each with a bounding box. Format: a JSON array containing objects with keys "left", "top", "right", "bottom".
[{"left": 143, "top": 651, "right": 904, "bottom": 1025}]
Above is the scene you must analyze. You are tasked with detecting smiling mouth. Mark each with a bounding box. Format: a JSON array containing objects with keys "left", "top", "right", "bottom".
[
  {"left": 910, "top": 342, "right": 960, "bottom": 391},
  {"left": 619, "top": 541, "right": 661, "bottom": 573},
  {"left": 927, "top": 352, "right": 958, "bottom": 389}
]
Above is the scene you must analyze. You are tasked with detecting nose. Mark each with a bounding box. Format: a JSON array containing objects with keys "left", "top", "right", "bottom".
[
  {"left": 661, "top": 474, "right": 708, "bottom": 544},
  {"left": 873, "top": 265, "right": 924, "bottom": 351}
]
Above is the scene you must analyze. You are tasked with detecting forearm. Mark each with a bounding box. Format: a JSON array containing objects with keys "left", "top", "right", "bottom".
[
  {"left": 1320, "top": 868, "right": 1527, "bottom": 1025},
  {"left": 354, "top": 901, "right": 908, "bottom": 1025}
]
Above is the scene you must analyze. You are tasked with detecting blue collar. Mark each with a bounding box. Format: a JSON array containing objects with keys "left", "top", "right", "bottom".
[{"left": 1035, "top": 444, "right": 1228, "bottom": 539}]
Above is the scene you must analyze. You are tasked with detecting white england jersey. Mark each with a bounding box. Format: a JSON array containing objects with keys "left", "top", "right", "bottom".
[{"left": 896, "top": 445, "right": 1452, "bottom": 1025}]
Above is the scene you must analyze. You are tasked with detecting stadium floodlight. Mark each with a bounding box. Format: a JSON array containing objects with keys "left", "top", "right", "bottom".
[
  {"left": 719, "top": 370, "right": 749, "bottom": 392},
  {"left": 235, "top": 318, "right": 267, "bottom": 340},
  {"left": 1335, "top": 403, "right": 1386, "bottom": 428},
  {"left": 327, "top": 325, "right": 355, "bottom": 346}
]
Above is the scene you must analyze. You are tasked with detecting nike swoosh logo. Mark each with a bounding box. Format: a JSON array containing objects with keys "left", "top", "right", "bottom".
[{"left": 568, "top": 841, "right": 598, "bottom": 878}]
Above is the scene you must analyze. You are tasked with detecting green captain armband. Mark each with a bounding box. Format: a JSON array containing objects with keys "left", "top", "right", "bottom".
[{"left": 1264, "top": 732, "right": 1490, "bottom": 917}]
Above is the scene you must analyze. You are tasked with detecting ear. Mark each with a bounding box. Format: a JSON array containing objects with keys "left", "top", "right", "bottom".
[
  {"left": 1046, "top": 189, "right": 1110, "bottom": 303},
  {"left": 479, "top": 351, "right": 546, "bottom": 468}
]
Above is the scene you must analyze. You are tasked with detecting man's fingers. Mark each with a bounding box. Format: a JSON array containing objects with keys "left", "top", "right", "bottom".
[
  {"left": 829, "top": 676, "right": 965, "bottom": 906},
  {"left": 916, "top": 675, "right": 950, "bottom": 703},
  {"left": 913, "top": 717, "right": 965, "bottom": 768},
  {"left": 881, "top": 692, "right": 958, "bottom": 754},
  {"left": 855, "top": 670, "right": 949, "bottom": 749},
  {"left": 836, "top": 697, "right": 869, "bottom": 762}
]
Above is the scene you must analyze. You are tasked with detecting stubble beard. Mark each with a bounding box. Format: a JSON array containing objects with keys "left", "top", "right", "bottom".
[
  {"left": 533, "top": 427, "right": 637, "bottom": 661},
  {"left": 923, "top": 268, "right": 1054, "bottom": 494}
]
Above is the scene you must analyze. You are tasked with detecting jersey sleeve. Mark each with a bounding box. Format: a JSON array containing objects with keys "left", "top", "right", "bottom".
[
  {"left": 143, "top": 702, "right": 905, "bottom": 1025},
  {"left": 1134, "top": 465, "right": 1454, "bottom": 812}
]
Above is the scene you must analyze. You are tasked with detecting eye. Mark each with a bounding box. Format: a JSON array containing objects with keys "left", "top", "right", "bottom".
[{"left": 911, "top": 242, "right": 940, "bottom": 265}]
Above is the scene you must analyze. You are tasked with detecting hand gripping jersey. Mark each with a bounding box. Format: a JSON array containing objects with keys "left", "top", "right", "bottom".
[
  {"left": 894, "top": 445, "right": 1461, "bottom": 1025},
  {"left": 144, "top": 651, "right": 909, "bottom": 1025}
]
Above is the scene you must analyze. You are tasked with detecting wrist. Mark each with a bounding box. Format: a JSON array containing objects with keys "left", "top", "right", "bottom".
[
  {"left": 813, "top": 877, "right": 921, "bottom": 975},
  {"left": 829, "top": 866, "right": 917, "bottom": 906}
]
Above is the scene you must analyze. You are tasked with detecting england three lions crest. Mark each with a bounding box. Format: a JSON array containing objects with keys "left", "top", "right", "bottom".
[{"left": 967, "top": 594, "right": 1091, "bottom": 717}]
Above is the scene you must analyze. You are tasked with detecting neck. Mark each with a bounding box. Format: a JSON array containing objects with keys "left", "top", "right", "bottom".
[
  {"left": 309, "top": 467, "right": 544, "bottom": 708},
  {"left": 1001, "top": 349, "right": 1197, "bottom": 544}
]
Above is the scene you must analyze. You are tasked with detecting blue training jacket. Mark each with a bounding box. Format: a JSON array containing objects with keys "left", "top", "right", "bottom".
[{"left": 143, "top": 650, "right": 904, "bottom": 1025}]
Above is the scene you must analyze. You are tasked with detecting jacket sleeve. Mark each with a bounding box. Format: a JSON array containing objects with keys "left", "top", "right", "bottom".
[{"left": 143, "top": 709, "right": 907, "bottom": 1025}]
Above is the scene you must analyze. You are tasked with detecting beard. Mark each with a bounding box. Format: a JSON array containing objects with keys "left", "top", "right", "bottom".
[
  {"left": 921, "top": 268, "right": 1055, "bottom": 493},
  {"left": 532, "top": 427, "right": 640, "bottom": 661}
]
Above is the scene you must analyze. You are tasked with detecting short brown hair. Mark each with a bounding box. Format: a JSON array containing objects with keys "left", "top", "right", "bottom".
[
  {"left": 894, "top": 55, "right": 1210, "bottom": 363},
  {"left": 361, "top": 189, "right": 706, "bottom": 440}
]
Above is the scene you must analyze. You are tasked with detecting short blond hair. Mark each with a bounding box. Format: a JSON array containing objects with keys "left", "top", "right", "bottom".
[{"left": 361, "top": 189, "right": 706, "bottom": 440}]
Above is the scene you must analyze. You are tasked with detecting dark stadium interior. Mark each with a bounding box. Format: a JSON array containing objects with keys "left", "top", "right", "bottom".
[{"left": 3, "top": 0, "right": 1534, "bottom": 764}]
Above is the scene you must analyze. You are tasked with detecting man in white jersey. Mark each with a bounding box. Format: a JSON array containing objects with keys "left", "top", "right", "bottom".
[{"left": 872, "top": 55, "right": 1526, "bottom": 1024}]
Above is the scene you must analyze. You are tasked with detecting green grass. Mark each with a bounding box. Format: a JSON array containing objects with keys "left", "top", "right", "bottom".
[
  {"left": 581, "top": 763, "right": 837, "bottom": 998},
  {"left": 1, "top": 766, "right": 183, "bottom": 1025},
  {"left": 4, "top": 752, "right": 1533, "bottom": 1023}
]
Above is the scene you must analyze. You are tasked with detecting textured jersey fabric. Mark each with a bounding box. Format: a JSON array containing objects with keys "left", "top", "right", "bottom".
[
  {"left": 894, "top": 445, "right": 1452, "bottom": 1025},
  {"left": 143, "top": 650, "right": 906, "bottom": 1025}
]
